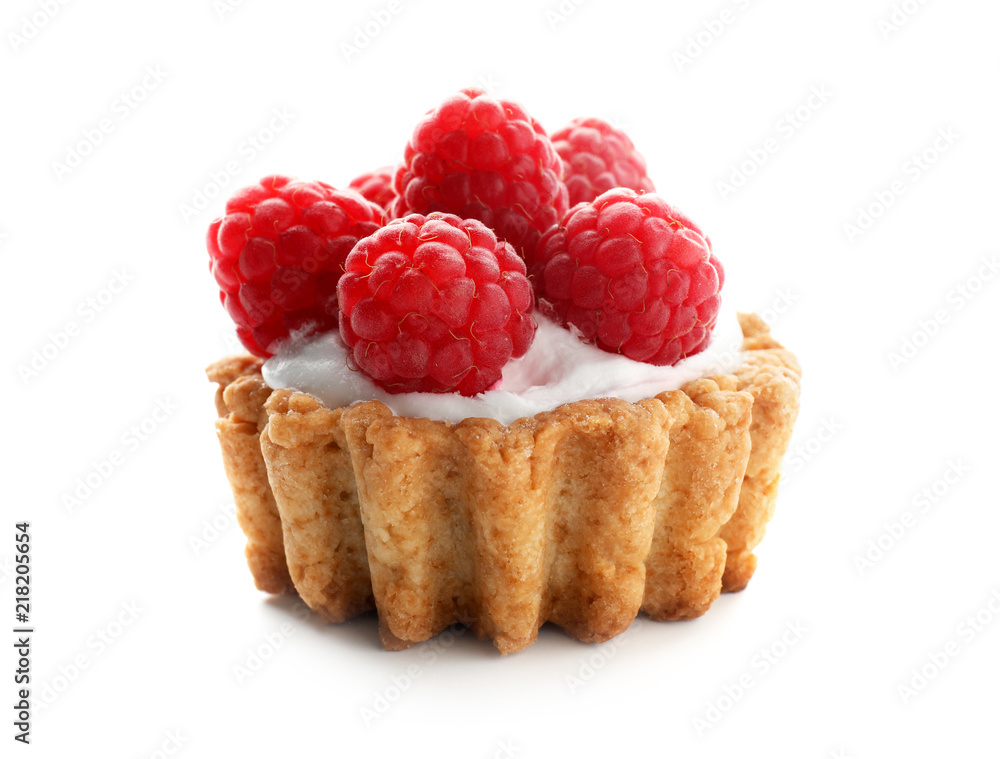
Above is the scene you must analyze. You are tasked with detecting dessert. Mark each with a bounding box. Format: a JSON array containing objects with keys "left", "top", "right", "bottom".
[{"left": 205, "top": 90, "right": 801, "bottom": 654}]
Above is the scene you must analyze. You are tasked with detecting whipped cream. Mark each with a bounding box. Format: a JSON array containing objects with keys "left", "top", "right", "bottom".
[{"left": 262, "top": 306, "right": 745, "bottom": 425}]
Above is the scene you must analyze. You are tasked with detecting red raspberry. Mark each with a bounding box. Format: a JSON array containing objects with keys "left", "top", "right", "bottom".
[
  {"left": 348, "top": 166, "right": 396, "bottom": 209},
  {"left": 533, "top": 188, "right": 724, "bottom": 366},
  {"left": 337, "top": 213, "right": 535, "bottom": 396},
  {"left": 551, "top": 117, "right": 655, "bottom": 206},
  {"left": 390, "top": 89, "right": 569, "bottom": 263},
  {"left": 207, "top": 174, "right": 383, "bottom": 358}
]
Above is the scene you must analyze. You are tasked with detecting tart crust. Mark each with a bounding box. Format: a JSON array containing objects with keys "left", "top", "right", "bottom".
[{"left": 207, "top": 313, "right": 800, "bottom": 653}]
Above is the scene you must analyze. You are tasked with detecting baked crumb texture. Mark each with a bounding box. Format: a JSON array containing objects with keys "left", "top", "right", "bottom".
[{"left": 207, "top": 313, "right": 800, "bottom": 653}]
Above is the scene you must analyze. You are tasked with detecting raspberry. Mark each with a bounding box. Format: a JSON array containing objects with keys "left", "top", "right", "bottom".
[
  {"left": 551, "top": 117, "right": 655, "bottom": 206},
  {"left": 337, "top": 213, "right": 535, "bottom": 396},
  {"left": 348, "top": 166, "right": 396, "bottom": 209},
  {"left": 390, "top": 89, "right": 569, "bottom": 263},
  {"left": 207, "top": 174, "right": 383, "bottom": 357},
  {"left": 533, "top": 188, "right": 724, "bottom": 366}
]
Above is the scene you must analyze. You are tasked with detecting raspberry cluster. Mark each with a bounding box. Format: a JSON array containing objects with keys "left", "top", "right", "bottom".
[{"left": 207, "top": 91, "right": 725, "bottom": 395}]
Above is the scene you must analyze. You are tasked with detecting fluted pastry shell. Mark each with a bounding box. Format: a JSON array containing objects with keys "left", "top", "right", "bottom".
[{"left": 207, "top": 313, "right": 800, "bottom": 653}]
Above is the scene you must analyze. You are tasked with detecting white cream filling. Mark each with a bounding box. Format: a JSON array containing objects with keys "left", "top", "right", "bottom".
[{"left": 262, "top": 305, "right": 745, "bottom": 426}]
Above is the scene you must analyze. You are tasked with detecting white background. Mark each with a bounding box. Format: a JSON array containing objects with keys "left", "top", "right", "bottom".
[{"left": 4, "top": 0, "right": 999, "bottom": 756}]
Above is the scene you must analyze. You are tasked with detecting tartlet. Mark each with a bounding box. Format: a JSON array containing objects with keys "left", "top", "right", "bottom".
[{"left": 207, "top": 312, "right": 799, "bottom": 653}]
